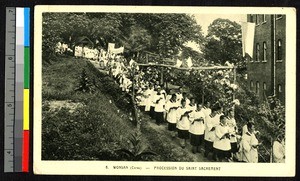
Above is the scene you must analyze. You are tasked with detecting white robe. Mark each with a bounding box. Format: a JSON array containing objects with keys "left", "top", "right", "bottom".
[
  {"left": 273, "top": 140, "right": 285, "bottom": 163},
  {"left": 144, "top": 88, "right": 153, "bottom": 111},
  {"left": 154, "top": 94, "right": 165, "bottom": 112},
  {"left": 213, "top": 124, "right": 231, "bottom": 151},
  {"left": 176, "top": 107, "right": 191, "bottom": 130},
  {"left": 74, "top": 46, "right": 83, "bottom": 57},
  {"left": 165, "top": 100, "right": 179, "bottom": 124},
  {"left": 226, "top": 117, "right": 237, "bottom": 143},
  {"left": 239, "top": 132, "right": 259, "bottom": 163},
  {"left": 189, "top": 110, "right": 206, "bottom": 135},
  {"left": 204, "top": 113, "right": 222, "bottom": 142}
]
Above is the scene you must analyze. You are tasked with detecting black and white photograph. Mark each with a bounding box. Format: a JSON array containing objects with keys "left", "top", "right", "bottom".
[{"left": 33, "top": 6, "right": 296, "bottom": 176}]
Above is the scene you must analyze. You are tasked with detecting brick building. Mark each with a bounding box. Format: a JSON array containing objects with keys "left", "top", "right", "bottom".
[{"left": 247, "top": 14, "right": 285, "bottom": 103}]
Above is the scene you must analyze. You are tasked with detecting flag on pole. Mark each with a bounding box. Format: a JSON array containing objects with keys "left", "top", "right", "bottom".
[{"left": 241, "top": 22, "right": 255, "bottom": 58}]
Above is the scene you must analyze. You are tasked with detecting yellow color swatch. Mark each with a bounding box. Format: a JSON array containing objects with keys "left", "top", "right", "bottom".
[{"left": 23, "top": 89, "right": 30, "bottom": 130}]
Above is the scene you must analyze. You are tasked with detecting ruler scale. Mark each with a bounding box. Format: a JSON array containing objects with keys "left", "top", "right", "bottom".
[
  {"left": 5, "top": 7, "right": 16, "bottom": 173},
  {"left": 4, "top": 7, "right": 30, "bottom": 172}
]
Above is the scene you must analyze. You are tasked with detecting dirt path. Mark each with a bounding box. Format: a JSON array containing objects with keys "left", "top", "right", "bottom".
[
  {"left": 144, "top": 116, "right": 211, "bottom": 162},
  {"left": 88, "top": 59, "right": 109, "bottom": 74}
]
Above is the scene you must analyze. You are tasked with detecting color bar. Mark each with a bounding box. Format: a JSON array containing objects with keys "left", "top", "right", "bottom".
[
  {"left": 15, "top": 7, "right": 24, "bottom": 172},
  {"left": 22, "top": 7, "right": 30, "bottom": 172},
  {"left": 22, "top": 131, "right": 29, "bottom": 172}
]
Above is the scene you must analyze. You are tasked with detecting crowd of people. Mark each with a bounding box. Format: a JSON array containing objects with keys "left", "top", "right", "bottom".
[{"left": 71, "top": 44, "right": 285, "bottom": 163}]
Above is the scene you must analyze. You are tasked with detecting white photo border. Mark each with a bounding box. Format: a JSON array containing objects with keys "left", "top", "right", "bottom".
[{"left": 34, "top": 5, "right": 296, "bottom": 176}]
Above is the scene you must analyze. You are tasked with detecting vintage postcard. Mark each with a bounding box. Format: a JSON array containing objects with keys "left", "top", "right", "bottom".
[{"left": 34, "top": 5, "right": 296, "bottom": 176}]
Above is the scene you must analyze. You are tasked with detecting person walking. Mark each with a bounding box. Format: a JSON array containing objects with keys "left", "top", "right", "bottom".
[
  {"left": 154, "top": 86, "right": 166, "bottom": 125},
  {"left": 176, "top": 99, "right": 192, "bottom": 148},
  {"left": 239, "top": 122, "right": 260, "bottom": 163},
  {"left": 226, "top": 109, "right": 239, "bottom": 161},
  {"left": 204, "top": 106, "right": 223, "bottom": 160},
  {"left": 189, "top": 104, "right": 206, "bottom": 154},
  {"left": 165, "top": 94, "right": 179, "bottom": 138},
  {"left": 213, "top": 115, "right": 231, "bottom": 162}
]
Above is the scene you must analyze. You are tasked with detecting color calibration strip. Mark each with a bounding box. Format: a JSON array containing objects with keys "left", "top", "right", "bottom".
[
  {"left": 23, "top": 7, "right": 30, "bottom": 173},
  {"left": 4, "top": 7, "right": 30, "bottom": 172}
]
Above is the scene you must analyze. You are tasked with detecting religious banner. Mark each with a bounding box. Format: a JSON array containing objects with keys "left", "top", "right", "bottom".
[
  {"left": 110, "top": 46, "right": 124, "bottom": 54},
  {"left": 107, "top": 43, "right": 115, "bottom": 52},
  {"left": 241, "top": 22, "right": 255, "bottom": 58}
]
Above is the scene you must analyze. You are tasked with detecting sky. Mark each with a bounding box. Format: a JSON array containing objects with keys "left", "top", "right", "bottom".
[
  {"left": 193, "top": 14, "right": 247, "bottom": 35},
  {"left": 184, "top": 14, "right": 247, "bottom": 52}
]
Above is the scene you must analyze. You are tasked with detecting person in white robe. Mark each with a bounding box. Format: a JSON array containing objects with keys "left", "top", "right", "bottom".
[
  {"left": 226, "top": 109, "right": 239, "bottom": 161},
  {"left": 176, "top": 87, "right": 183, "bottom": 102},
  {"left": 273, "top": 135, "right": 285, "bottom": 163},
  {"left": 154, "top": 86, "right": 166, "bottom": 125},
  {"left": 176, "top": 99, "right": 192, "bottom": 148},
  {"left": 204, "top": 106, "right": 223, "bottom": 160},
  {"left": 242, "top": 119, "right": 255, "bottom": 136},
  {"left": 239, "top": 122, "right": 260, "bottom": 163},
  {"left": 149, "top": 85, "right": 157, "bottom": 119},
  {"left": 138, "top": 87, "right": 148, "bottom": 111},
  {"left": 74, "top": 46, "right": 83, "bottom": 58},
  {"left": 213, "top": 115, "right": 231, "bottom": 162},
  {"left": 144, "top": 85, "right": 153, "bottom": 113},
  {"left": 189, "top": 104, "right": 206, "bottom": 153},
  {"left": 165, "top": 94, "right": 179, "bottom": 137},
  {"left": 182, "top": 92, "right": 190, "bottom": 107},
  {"left": 187, "top": 97, "right": 197, "bottom": 112}
]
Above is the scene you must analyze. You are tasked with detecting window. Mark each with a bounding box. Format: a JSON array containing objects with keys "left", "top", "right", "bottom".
[
  {"left": 278, "top": 84, "right": 282, "bottom": 93},
  {"left": 263, "top": 82, "right": 267, "bottom": 90},
  {"left": 262, "top": 14, "right": 267, "bottom": 23},
  {"left": 277, "top": 39, "right": 282, "bottom": 61},
  {"left": 250, "top": 80, "right": 254, "bottom": 90},
  {"left": 249, "top": 14, "right": 254, "bottom": 23},
  {"left": 255, "top": 15, "right": 259, "bottom": 25},
  {"left": 256, "top": 43, "right": 260, "bottom": 62},
  {"left": 276, "top": 15, "right": 283, "bottom": 20},
  {"left": 256, "top": 81, "right": 260, "bottom": 94},
  {"left": 263, "top": 42, "right": 267, "bottom": 62}
]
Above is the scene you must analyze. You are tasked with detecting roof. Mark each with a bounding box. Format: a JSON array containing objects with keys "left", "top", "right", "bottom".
[{"left": 74, "top": 36, "right": 94, "bottom": 47}]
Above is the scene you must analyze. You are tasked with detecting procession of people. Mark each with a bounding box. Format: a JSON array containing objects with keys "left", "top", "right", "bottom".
[{"left": 71, "top": 43, "right": 284, "bottom": 163}]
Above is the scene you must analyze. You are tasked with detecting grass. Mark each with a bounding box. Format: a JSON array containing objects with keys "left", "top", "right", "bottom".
[
  {"left": 42, "top": 57, "right": 136, "bottom": 160},
  {"left": 42, "top": 56, "right": 210, "bottom": 162}
]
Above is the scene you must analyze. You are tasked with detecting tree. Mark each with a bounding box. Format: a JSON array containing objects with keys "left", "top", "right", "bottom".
[
  {"left": 42, "top": 13, "right": 67, "bottom": 61},
  {"left": 203, "top": 18, "right": 245, "bottom": 67},
  {"left": 120, "top": 25, "right": 152, "bottom": 56},
  {"left": 42, "top": 13, "right": 205, "bottom": 64},
  {"left": 133, "top": 14, "right": 205, "bottom": 60}
]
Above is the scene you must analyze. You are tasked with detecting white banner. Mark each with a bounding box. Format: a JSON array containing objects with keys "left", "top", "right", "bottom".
[
  {"left": 110, "top": 46, "right": 124, "bottom": 54},
  {"left": 108, "top": 43, "right": 115, "bottom": 52},
  {"left": 241, "top": 22, "right": 255, "bottom": 58}
]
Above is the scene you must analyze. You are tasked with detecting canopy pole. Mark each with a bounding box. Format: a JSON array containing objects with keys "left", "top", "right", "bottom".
[
  {"left": 233, "top": 66, "right": 237, "bottom": 117},
  {"left": 138, "top": 63, "right": 234, "bottom": 71}
]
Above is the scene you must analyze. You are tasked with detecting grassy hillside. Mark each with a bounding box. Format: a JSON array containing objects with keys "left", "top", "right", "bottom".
[
  {"left": 42, "top": 57, "right": 136, "bottom": 160},
  {"left": 42, "top": 57, "right": 205, "bottom": 161}
]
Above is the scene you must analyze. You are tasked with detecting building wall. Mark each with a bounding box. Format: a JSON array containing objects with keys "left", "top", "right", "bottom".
[
  {"left": 246, "top": 14, "right": 285, "bottom": 103},
  {"left": 274, "top": 15, "right": 286, "bottom": 103}
]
